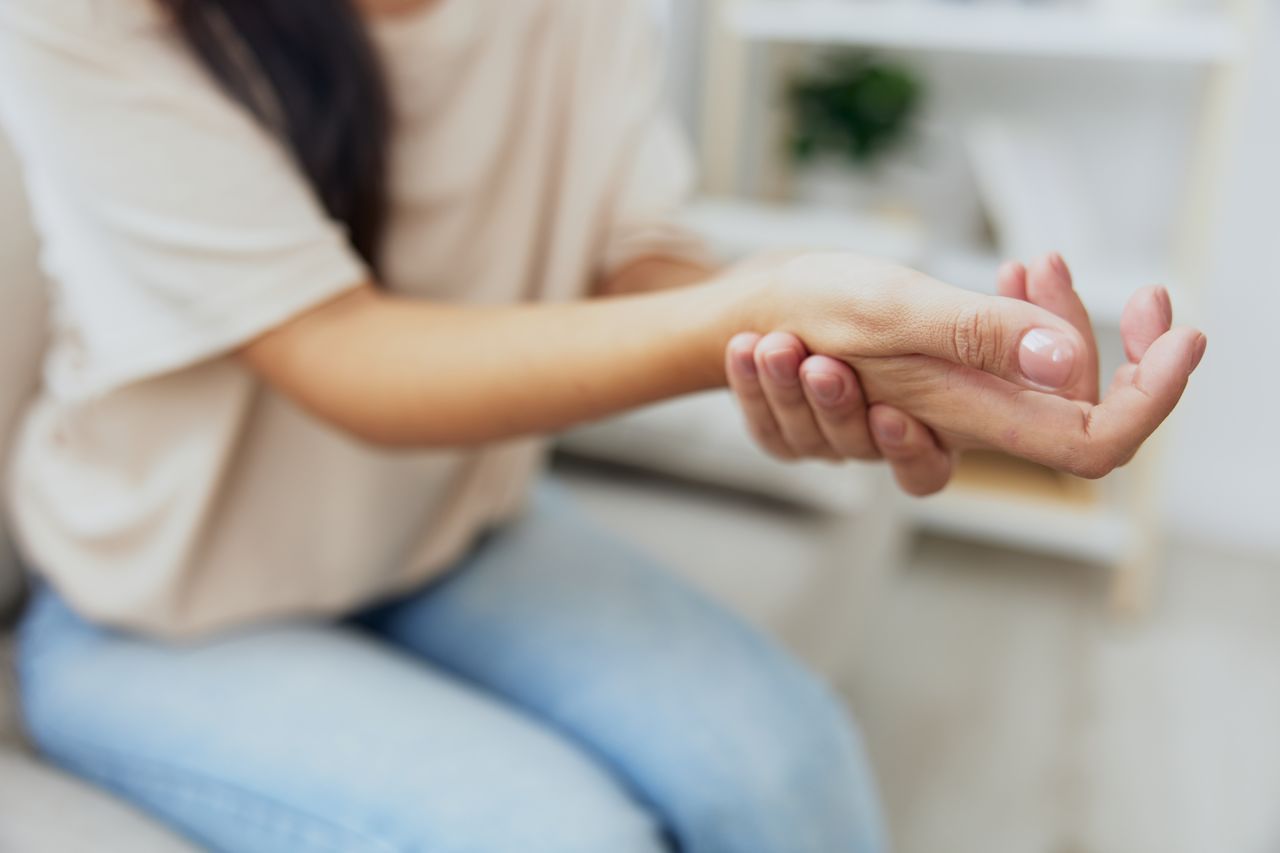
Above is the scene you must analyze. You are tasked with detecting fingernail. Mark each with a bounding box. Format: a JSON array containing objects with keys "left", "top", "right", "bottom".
[
  {"left": 1190, "top": 334, "right": 1207, "bottom": 371},
  {"left": 733, "top": 347, "right": 757, "bottom": 378},
  {"left": 763, "top": 348, "right": 800, "bottom": 383},
  {"left": 804, "top": 371, "right": 845, "bottom": 406},
  {"left": 1019, "top": 328, "right": 1077, "bottom": 389},
  {"left": 1049, "top": 252, "right": 1067, "bottom": 275},
  {"left": 873, "top": 412, "right": 907, "bottom": 445}
]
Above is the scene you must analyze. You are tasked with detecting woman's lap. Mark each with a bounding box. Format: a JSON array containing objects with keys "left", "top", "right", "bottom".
[
  {"left": 16, "top": 590, "right": 664, "bottom": 853},
  {"left": 16, "top": 484, "right": 885, "bottom": 853},
  {"left": 358, "top": 484, "right": 885, "bottom": 852}
]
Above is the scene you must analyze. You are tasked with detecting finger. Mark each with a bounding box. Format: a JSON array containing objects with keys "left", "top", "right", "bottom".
[
  {"left": 800, "top": 355, "right": 878, "bottom": 460},
  {"left": 726, "top": 332, "right": 794, "bottom": 460},
  {"left": 868, "top": 405, "right": 955, "bottom": 496},
  {"left": 865, "top": 320, "right": 1203, "bottom": 479},
  {"left": 996, "top": 261, "right": 1027, "bottom": 301},
  {"left": 1025, "top": 253, "right": 1099, "bottom": 402},
  {"left": 755, "top": 332, "right": 837, "bottom": 460},
  {"left": 1105, "top": 362, "right": 1138, "bottom": 399},
  {"left": 865, "top": 326, "right": 1204, "bottom": 478},
  {"left": 1084, "top": 327, "right": 1206, "bottom": 470},
  {"left": 1120, "top": 285, "right": 1174, "bottom": 363}
]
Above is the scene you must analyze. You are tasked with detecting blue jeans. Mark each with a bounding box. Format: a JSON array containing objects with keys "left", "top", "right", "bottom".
[{"left": 15, "top": 485, "right": 886, "bottom": 853}]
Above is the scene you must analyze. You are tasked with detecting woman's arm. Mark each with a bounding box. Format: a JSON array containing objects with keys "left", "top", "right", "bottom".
[
  {"left": 240, "top": 254, "right": 1204, "bottom": 479},
  {"left": 240, "top": 281, "right": 731, "bottom": 447},
  {"left": 600, "top": 254, "right": 956, "bottom": 494}
]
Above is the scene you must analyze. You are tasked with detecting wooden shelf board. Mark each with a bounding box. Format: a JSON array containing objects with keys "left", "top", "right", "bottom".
[{"left": 905, "top": 452, "right": 1132, "bottom": 564}]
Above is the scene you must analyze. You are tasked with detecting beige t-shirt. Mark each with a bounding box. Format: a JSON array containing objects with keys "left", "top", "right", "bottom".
[{"left": 0, "top": 0, "right": 705, "bottom": 637}]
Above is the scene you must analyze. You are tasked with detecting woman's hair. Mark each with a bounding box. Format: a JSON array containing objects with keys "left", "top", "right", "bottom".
[{"left": 160, "top": 0, "right": 392, "bottom": 270}]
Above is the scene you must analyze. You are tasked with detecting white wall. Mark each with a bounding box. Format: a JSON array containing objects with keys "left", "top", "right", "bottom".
[{"left": 1163, "top": 6, "right": 1280, "bottom": 557}]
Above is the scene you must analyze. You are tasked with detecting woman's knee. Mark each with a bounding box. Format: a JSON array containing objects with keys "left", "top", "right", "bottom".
[{"left": 645, "top": 651, "right": 887, "bottom": 853}]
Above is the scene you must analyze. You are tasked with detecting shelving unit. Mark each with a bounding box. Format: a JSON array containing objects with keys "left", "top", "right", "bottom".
[
  {"left": 729, "top": 1, "right": 1242, "bottom": 64},
  {"left": 692, "top": 0, "right": 1249, "bottom": 611},
  {"left": 681, "top": 199, "right": 1183, "bottom": 325}
]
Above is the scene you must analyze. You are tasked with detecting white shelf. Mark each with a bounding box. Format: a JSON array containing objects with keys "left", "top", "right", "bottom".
[
  {"left": 729, "top": 1, "right": 1241, "bottom": 64},
  {"left": 681, "top": 199, "right": 1176, "bottom": 326},
  {"left": 926, "top": 246, "right": 1184, "bottom": 326},
  {"left": 680, "top": 196, "right": 926, "bottom": 264}
]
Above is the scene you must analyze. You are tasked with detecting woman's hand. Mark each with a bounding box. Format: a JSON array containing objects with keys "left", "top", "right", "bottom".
[
  {"left": 725, "top": 253, "right": 1112, "bottom": 495},
  {"left": 725, "top": 331, "right": 955, "bottom": 496},
  {"left": 722, "top": 251, "right": 1205, "bottom": 480}
]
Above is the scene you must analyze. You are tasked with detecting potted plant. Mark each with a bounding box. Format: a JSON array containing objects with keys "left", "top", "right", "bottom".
[{"left": 786, "top": 52, "right": 923, "bottom": 211}]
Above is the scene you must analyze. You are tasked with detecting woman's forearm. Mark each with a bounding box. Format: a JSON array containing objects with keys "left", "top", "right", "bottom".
[{"left": 240, "top": 281, "right": 736, "bottom": 447}]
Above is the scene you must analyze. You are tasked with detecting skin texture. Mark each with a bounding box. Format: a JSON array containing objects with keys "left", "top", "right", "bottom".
[
  {"left": 728, "top": 253, "right": 1133, "bottom": 495},
  {"left": 239, "top": 251, "right": 1204, "bottom": 484},
  {"left": 721, "top": 252, "right": 1204, "bottom": 479}
]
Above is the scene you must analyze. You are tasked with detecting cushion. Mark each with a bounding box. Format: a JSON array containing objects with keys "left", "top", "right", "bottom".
[
  {"left": 1, "top": 643, "right": 195, "bottom": 851},
  {"left": 561, "top": 392, "right": 877, "bottom": 514},
  {"left": 0, "top": 750, "right": 197, "bottom": 852},
  {"left": 0, "top": 125, "right": 49, "bottom": 618}
]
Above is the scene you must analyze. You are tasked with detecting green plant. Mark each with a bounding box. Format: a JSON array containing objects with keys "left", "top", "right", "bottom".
[{"left": 786, "top": 52, "right": 923, "bottom": 170}]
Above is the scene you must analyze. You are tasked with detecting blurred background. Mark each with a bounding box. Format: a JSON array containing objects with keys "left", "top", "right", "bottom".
[{"left": 552, "top": 0, "right": 1280, "bottom": 850}]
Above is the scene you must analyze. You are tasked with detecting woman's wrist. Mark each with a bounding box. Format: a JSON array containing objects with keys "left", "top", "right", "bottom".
[
  {"left": 701, "top": 252, "right": 941, "bottom": 364},
  {"left": 681, "top": 268, "right": 775, "bottom": 388},
  {"left": 658, "top": 250, "right": 925, "bottom": 392}
]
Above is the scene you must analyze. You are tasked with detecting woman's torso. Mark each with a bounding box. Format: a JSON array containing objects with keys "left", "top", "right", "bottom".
[{"left": 1, "top": 0, "right": 698, "bottom": 636}]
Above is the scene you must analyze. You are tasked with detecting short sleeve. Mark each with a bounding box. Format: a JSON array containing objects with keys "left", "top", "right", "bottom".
[
  {"left": 591, "top": 1, "right": 711, "bottom": 278},
  {"left": 0, "top": 2, "right": 369, "bottom": 399}
]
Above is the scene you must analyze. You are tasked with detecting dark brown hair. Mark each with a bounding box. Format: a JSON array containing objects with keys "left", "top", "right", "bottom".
[{"left": 161, "top": 0, "right": 392, "bottom": 270}]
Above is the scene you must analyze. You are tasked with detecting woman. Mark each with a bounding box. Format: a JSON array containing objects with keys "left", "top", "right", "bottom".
[{"left": 0, "top": 1, "right": 1203, "bottom": 851}]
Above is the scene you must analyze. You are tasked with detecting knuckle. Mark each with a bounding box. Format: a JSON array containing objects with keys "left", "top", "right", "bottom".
[{"left": 947, "top": 305, "right": 1005, "bottom": 372}]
